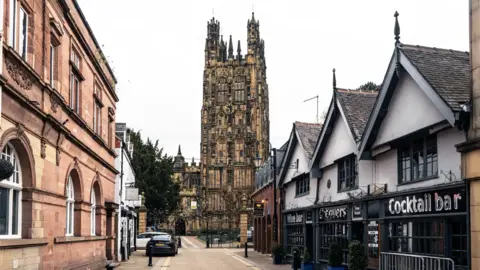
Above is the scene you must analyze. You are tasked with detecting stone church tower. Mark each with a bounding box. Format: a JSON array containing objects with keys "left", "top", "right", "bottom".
[{"left": 200, "top": 13, "right": 270, "bottom": 229}]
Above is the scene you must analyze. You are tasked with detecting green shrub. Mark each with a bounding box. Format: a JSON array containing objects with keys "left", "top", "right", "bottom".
[
  {"left": 348, "top": 241, "right": 368, "bottom": 270},
  {"left": 328, "top": 243, "right": 344, "bottom": 267},
  {"left": 303, "top": 248, "right": 312, "bottom": 262}
]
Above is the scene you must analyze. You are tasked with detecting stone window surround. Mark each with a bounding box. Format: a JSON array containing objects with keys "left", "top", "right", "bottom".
[
  {"left": 7, "top": 0, "right": 34, "bottom": 62},
  {"left": 0, "top": 125, "right": 107, "bottom": 248}
]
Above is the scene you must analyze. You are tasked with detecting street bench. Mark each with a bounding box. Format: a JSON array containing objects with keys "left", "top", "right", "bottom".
[{"left": 105, "top": 261, "right": 120, "bottom": 270}]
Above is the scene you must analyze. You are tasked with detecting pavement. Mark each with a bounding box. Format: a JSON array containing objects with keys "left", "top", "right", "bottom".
[{"left": 117, "top": 236, "right": 291, "bottom": 270}]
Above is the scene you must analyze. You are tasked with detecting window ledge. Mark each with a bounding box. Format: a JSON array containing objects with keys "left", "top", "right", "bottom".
[
  {"left": 397, "top": 175, "right": 438, "bottom": 186},
  {"left": 295, "top": 192, "right": 310, "bottom": 198},
  {"left": 338, "top": 186, "right": 359, "bottom": 193},
  {"left": 54, "top": 235, "right": 108, "bottom": 244},
  {"left": 0, "top": 238, "right": 48, "bottom": 249}
]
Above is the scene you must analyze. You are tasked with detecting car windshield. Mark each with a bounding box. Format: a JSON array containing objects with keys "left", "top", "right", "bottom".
[{"left": 152, "top": 235, "right": 171, "bottom": 241}]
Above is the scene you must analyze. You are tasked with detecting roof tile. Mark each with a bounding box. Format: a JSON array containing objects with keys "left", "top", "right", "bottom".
[{"left": 294, "top": 122, "right": 322, "bottom": 158}]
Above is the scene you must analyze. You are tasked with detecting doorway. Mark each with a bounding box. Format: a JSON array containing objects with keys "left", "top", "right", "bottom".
[
  {"left": 352, "top": 221, "right": 364, "bottom": 242},
  {"left": 305, "top": 224, "right": 313, "bottom": 255},
  {"left": 175, "top": 219, "right": 186, "bottom": 236}
]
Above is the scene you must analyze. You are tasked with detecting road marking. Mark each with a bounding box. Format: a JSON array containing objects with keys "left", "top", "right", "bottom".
[
  {"left": 180, "top": 238, "right": 190, "bottom": 248},
  {"left": 224, "top": 250, "right": 260, "bottom": 270},
  {"left": 160, "top": 256, "right": 171, "bottom": 270},
  {"left": 182, "top": 236, "right": 199, "bottom": 248}
]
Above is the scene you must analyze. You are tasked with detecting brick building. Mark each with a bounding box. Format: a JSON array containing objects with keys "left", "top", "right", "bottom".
[
  {"left": 252, "top": 144, "right": 286, "bottom": 254},
  {"left": 0, "top": 0, "right": 118, "bottom": 269}
]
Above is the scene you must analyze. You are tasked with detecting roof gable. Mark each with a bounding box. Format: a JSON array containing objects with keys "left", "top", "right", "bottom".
[
  {"left": 309, "top": 89, "right": 377, "bottom": 169},
  {"left": 359, "top": 44, "right": 470, "bottom": 157},
  {"left": 278, "top": 122, "right": 321, "bottom": 186}
]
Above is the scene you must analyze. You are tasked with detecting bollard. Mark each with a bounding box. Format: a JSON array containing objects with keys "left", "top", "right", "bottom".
[
  {"left": 292, "top": 249, "right": 301, "bottom": 270},
  {"left": 178, "top": 237, "right": 182, "bottom": 248},
  {"left": 148, "top": 243, "right": 153, "bottom": 266},
  {"left": 244, "top": 241, "right": 248, "bottom": 258},
  {"left": 206, "top": 238, "right": 210, "bottom": 248}
]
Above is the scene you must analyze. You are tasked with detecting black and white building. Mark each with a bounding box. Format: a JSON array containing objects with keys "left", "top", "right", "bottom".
[{"left": 280, "top": 18, "right": 471, "bottom": 270}]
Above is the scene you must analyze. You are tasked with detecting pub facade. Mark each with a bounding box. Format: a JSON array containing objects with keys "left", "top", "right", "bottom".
[{"left": 281, "top": 22, "right": 471, "bottom": 269}]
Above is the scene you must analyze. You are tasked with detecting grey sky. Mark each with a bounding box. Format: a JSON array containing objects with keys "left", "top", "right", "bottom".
[{"left": 78, "top": 0, "right": 468, "bottom": 161}]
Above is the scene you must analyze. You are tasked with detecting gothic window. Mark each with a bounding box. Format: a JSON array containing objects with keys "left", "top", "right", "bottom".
[
  {"left": 217, "top": 91, "right": 227, "bottom": 103},
  {"left": 235, "top": 112, "right": 244, "bottom": 125},
  {"left": 235, "top": 90, "right": 244, "bottom": 102},
  {"left": 90, "top": 189, "right": 96, "bottom": 236}
]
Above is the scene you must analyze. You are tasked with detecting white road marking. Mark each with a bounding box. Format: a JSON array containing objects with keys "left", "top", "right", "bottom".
[
  {"left": 160, "top": 256, "right": 171, "bottom": 270},
  {"left": 182, "top": 236, "right": 200, "bottom": 248},
  {"left": 223, "top": 250, "right": 260, "bottom": 270}
]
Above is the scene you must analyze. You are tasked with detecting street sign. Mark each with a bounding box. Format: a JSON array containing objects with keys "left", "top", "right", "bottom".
[
  {"left": 254, "top": 201, "right": 264, "bottom": 216},
  {"left": 125, "top": 187, "right": 139, "bottom": 200}
]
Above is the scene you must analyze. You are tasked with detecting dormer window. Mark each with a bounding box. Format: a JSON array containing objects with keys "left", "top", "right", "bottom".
[
  {"left": 398, "top": 134, "right": 438, "bottom": 184},
  {"left": 337, "top": 154, "right": 358, "bottom": 192}
]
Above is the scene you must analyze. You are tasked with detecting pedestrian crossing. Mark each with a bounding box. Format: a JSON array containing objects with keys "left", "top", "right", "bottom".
[{"left": 180, "top": 236, "right": 201, "bottom": 249}]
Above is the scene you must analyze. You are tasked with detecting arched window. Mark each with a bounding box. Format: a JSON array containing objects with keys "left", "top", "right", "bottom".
[
  {"left": 0, "top": 143, "right": 21, "bottom": 237},
  {"left": 66, "top": 176, "right": 75, "bottom": 236},
  {"left": 90, "top": 189, "right": 96, "bottom": 236}
]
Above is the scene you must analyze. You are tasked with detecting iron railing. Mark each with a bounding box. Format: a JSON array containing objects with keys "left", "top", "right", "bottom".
[{"left": 380, "top": 252, "right": 455, "bottom": 270}]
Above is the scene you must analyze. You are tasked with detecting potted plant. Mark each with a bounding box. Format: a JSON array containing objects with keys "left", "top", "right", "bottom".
[
  {"left": 328, "top": 243, "right": 345, "bottom": 270},
  {"left": 272, "top": 243, "right": 284, "bottom": 265},
  {"left": 348, "top": 241, "right": 368, "bottom": 270},
  {"left": 301, "top": 248, "right": 314, "bottom": 270}
]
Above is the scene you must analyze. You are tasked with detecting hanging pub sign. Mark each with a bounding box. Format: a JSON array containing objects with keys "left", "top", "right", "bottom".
[
  {"left": 319, "top": 205, "right": 348, "bottom": 221},
  {"left": 286, "top": 212, "right": 304, "bottom": 224},
  {"left": 385, "top": 188, "right": 466, "bottom": 217},
  {"left": 306, "top": 211, "right": 313, "bottom": 224},
  {"left": 254, "top": 201, "right": 264, "bottom": 216},
  {"left": 352, "top": 203, "right": 362, "bottom": 219}
]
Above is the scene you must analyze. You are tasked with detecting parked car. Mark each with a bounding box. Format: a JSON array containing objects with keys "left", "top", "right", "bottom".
[
  {"left": 146, "top": 234, "right": 178, "bottom": 256},
  {"left": 136, "top": 232, "right": 168, "bottom": 249}
]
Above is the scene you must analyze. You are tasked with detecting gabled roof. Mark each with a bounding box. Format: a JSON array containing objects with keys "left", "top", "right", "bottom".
[
  {"left": 358, "top": 44, "right": 470, "bottom": 157},
  {"left": 278, "top": 122, "right": 322, "bottom": 186},
  {"left": 309, "top": 89, "right": 378, "bottom": 170}
]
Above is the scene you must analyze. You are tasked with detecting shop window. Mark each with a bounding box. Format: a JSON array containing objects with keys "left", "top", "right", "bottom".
[
  {"left": 451, "top": 219, "right": 467, "bottom": 268},
  {"left": 388, "top": 220, "right": 444, "bottom": 256},
  {"left": 286, "top": 225, "right": 304, "bottom": 253},
  {"left": 337, "top": 155, "right": 358, "bottom": 191},
  {"left": 317, "top": 223, "right": 349, "bottom": 262},
  {"left": 295, "top": 174, "right": 309, "bottom": 196},
  {"left": 398, "top": 135, "right": 438, "bottom": 184}
]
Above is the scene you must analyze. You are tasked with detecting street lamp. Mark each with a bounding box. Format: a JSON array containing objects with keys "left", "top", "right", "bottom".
[{"left": 271, "top": 147, "right": 278, "bottom": 242}]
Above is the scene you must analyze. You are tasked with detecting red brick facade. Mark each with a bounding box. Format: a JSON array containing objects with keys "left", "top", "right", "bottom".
[
  {"left": 0, "top": 0, "right": 118, "bottom": 269},
  {"left": 252, "top": 183, "right": 282, "bottom": 254}
]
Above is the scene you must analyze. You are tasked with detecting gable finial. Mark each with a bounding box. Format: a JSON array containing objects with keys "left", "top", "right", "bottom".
[
  {"left": 178, "top": 145, "right": 182, "bottom": 156},
  {"left": 332, "top": 68, "right": 337, "bottom": 90},
  {"left": 394, "top": 11, "right": 400, "bottom": 44}
]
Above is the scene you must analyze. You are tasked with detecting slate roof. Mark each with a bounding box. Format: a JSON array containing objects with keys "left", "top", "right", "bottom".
[
  {"left": 336, "top": 89, "right": 379, "bottom": 141},
  {"left": 294, "top": 122, "right": 322, "bottom": 159},
  {"left": 400, "top": 44, "right": 470, "bottom": 110}
]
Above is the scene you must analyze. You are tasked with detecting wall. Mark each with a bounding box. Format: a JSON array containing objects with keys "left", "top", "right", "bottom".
[
  {"left": 373, "top": 127, "right": 465, "bottom": 192},
  {"left": 319, "top": 115, "right": 357, "bottom": 168},
  {"left": 373, "top": 73, "right": 445, "bottom": 147},
  {"left": 284, "top": 140, "right": 315, "bottom": 210}
]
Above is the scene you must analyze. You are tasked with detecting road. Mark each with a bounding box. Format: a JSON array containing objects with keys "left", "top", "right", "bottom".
[{"left": 118, "top": 236, "right": 289, "bottom": 270}]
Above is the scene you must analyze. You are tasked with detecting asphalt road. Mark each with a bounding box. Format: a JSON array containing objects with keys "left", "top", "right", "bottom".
[{"left": 118, "top": 236, "right": 265, "bottom": 270}]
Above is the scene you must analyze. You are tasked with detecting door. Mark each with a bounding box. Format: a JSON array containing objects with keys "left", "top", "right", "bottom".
[
  {"left": 136, "top": 233, "right": 151, "bottom": 249},
  {"left": 305, "top": 224, "right": 313, "bottom": 256}
]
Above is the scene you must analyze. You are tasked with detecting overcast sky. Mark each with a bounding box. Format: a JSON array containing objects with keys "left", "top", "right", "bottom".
[{"left": 78, "top": 0, "right": 468, "bottom": 161}]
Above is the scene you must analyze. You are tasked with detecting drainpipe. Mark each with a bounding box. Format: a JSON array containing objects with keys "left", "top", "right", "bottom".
[
  {"left": 0, "top": 0, "right": 4, "bottom": 120},
  {"left": 119, "top": 141, "right": 125, "bottom": 261},
  {"left": 466, "top": 179, "right": 471, "bottom": 269}
]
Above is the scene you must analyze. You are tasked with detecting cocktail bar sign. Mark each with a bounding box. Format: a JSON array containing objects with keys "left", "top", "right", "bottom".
[{"left": 385, "top": 189, "right": 465, "bottom": 216}]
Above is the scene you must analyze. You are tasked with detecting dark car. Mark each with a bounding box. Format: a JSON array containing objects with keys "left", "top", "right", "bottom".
[{"left": 146, "top": 234, "right": 178, "bottom": 256}]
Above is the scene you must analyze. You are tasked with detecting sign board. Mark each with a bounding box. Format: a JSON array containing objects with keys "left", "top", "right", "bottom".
[
  {"left": 385, "top": 188, "right": 466, "bottom": 217},
  {"left": 352, "top": 203, "right": 362, "bottom": 219},
  {"left": 125, "top": 187, "right": 139, "bottom": 201},
  {"left": 191, "top": 201, "right": 197, "bottom": 210},
  {"left": 305, "top": 211, "right": 313, "bottom": 224},
  {"left": 319, "top": 205, "right": 348, "bottom": 221},
  {"left": 254, "top": 201, "right": 264, "bottom": 216},
  {"left": 286, "top": 212, "right": 303, "bottom": 224}
]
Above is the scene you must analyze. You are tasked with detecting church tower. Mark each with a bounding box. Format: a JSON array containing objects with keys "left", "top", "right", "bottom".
[{"left": 200, "top": 13, "right": 270, "bottom": 229}]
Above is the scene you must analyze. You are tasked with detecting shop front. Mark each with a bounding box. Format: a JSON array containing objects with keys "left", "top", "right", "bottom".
[
  {"left": 380, "top": 184, "right": 468, "bottom": 270},
  {"left": 284, "top": 210, "right": 305, "bottom": 254}
]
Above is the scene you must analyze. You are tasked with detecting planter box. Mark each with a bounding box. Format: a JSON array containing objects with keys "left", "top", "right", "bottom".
[
  {"left": 273, "top": 254, "right": 282, "bottom": 264},
  {"left": 301, "top": 262, "right": 314, "bottom": 270}
]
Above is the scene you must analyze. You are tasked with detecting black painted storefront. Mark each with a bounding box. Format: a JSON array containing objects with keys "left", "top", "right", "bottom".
[{"left": 282, "top": 182, "right": 468, "bottom": 270}]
